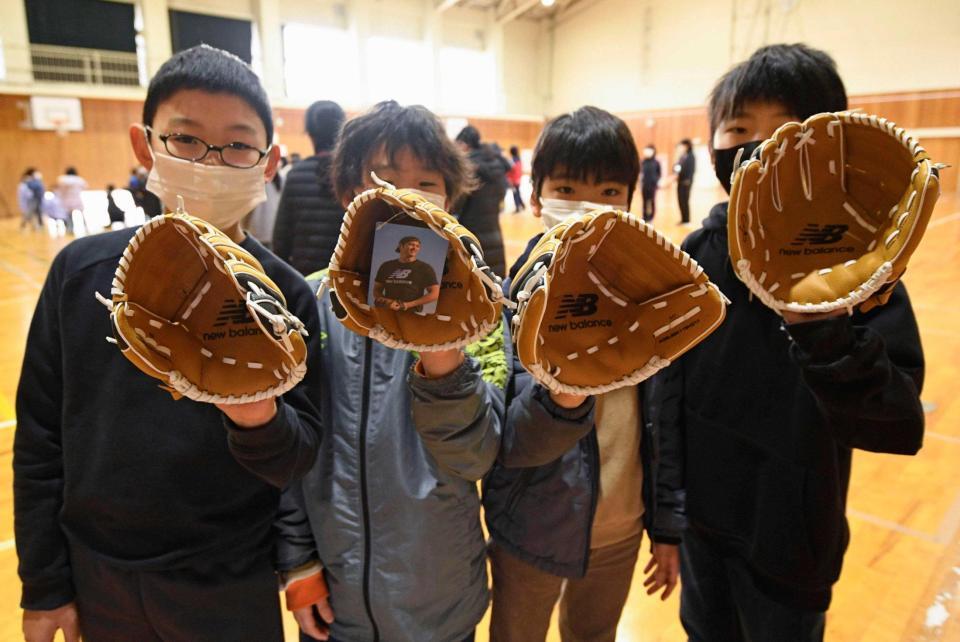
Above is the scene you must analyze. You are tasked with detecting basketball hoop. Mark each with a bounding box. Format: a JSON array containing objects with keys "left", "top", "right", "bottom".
[{"left": 51, "top": 118, "right": 69, "bottom": 138}]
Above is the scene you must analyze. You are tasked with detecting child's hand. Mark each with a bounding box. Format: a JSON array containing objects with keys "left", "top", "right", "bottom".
[
  {"left": 781, "top": 309, "right": 846, "bottom": 324},
  {"left": 293, "top": 597, "right": 335, "bottom": 641},
  {"left": 418, "top": 349, "right": 465, "bottom": 378},
  {"left": 549, "top": 391, "right": 589, "bottom": 409},
  {"left": 217, "top": 398, "right": 277, "bottom": 428},
  {"left": 643, "top": 542, "right": 679, "bottom": 600}
]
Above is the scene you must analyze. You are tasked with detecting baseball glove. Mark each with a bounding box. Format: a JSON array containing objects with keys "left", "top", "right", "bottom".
[
  {"left": 99, "top": 207, "right": 308, "bottom": 403},
  {"left": 510, "top": 209, "right": 727, "bottom": 395},
  {"left": 326, "top": 178, "right": 505, "bottom": 351},
  {"left": 729, "top": 111, "right": 942, "bottom": 314}
]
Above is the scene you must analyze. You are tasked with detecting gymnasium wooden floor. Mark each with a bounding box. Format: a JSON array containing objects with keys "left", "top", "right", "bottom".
[{"left": 0, "top": 185, "right": 957, "bottom": 642}]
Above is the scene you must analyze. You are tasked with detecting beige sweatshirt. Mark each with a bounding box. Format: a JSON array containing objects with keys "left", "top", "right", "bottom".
[{"left": 590, "top": 385, "right": 644, "bottom": 549}]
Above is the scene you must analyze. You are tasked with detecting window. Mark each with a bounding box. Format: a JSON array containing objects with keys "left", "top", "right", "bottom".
[
  {"left": 169, "top": 10, "right": 252, "bottom": 64},
  {"left": 365, "top": 36, "right": 434, "bottom": 108},
  {"left": 24, "top": 0, "right": 136, "bottom": 52},
  {"left": 282, "top": 23, "right": 360, "bottom": 107},
  {"left": 438, "top": 47, "right": 496, "bottom": 115}
]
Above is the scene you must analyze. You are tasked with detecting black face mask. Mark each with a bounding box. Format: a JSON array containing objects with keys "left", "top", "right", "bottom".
[{"left": 714, "top": 140, "right": 763, "bottom": 194}]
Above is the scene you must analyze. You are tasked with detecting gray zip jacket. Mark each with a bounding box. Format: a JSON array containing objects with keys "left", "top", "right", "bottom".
[{"left": 276, "top": 287, "right": 506, "bottom": 642}]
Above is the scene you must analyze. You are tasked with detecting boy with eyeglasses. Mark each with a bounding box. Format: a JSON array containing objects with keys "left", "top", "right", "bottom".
[{"left": 14, "top": 45, "right": 323, "bottom": 642}]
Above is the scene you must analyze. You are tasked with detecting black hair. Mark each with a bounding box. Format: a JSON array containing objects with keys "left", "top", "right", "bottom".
[
  {"left": 509, "top": 145, "right": 520, "bottom": 160},
  {"left": 530, "top": 105, "right": 640, "bottom": 204},
  {"left": 23, "top": 167, "right": 35, "bottom": 178},
  {"left": 142, "top": 44, "right": 273, "bottom": 145},
  {"left": 678, "top": 139, "right": 692, "bottom": 153},
  {"left": 396, "top": 236, "right": 421, "bottom": 251},
  {"left": 708, "top": 43, "right": 847, "bottom": 141},
  {"left": 65, "top": 167, "right": 77, "bottom": 175},
  {"left": 456, "top": 125, "right": 481, "bottom": 150},
  {"left": 107, "top": 184, "right": 115, "bottom": 191},
  {"left": 306, "top": 100, "right": 345, "bottom": 153},
  {"left": 332, "top": 100, "right": 474, "bottom": 205}
]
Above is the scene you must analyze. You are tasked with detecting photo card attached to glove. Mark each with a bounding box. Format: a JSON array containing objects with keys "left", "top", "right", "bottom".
[{"left": 368, "top": 222, "right": 449, "bottom": 316}]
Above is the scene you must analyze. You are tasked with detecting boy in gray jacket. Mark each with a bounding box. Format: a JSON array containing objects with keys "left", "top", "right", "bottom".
[{"left": 276, "top": 101, "right": 506, "bottom": 642}]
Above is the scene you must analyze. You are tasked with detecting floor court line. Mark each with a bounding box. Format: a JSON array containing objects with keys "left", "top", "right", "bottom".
[
  {"left": 927, "top": 431, "right": 960, "bottom": 445},
  {"left": 928, "top": 211, "right": 960, "bottom": 229},
  {"left": 846, "top": 509, "right": 943, "bottom": 544}
]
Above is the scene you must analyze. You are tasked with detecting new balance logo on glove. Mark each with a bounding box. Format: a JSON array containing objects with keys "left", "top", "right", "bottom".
[
  {"left": 555, "top": 293, "right": 599, "bottom": 319},
  {"left": 213, "top": 300, "right": 255, "bottom": 326},
  {"left": 791, "top": 224, "right": 849, "bottom": 246}
]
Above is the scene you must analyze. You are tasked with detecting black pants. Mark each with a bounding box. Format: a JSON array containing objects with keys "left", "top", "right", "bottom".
[
  {"left": 677, "top": 180, "right": 692, "bottom": 223},
  {"left": 70, "top": 542, "right": 283, "bottom": 642},
  {"left": 641, "top": 185, "right": 657, "bottom": 222},
  {"left": 322, "top": 633, "right": 475, "bottom": 642},
  {"left": 680, "top": 528, "right": 825, "bottom": 642},
  {"left": 511, "top": 186, "right": 524, "bottom": 211}
]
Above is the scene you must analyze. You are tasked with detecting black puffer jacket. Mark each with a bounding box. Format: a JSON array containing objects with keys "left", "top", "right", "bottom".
[
  {"left": 272, "top": 154, "right": 344, "bottom": 275},
  {"left": 456, "top": 145, "right": 509, "bottom": 277},
  {"left": 670, "top": 201, "right": 924, "bottom": 610}
]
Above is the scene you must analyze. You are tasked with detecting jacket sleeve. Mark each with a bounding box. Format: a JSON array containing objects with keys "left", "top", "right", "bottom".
[
  {"left": 13, "top": 254, "right": 74, "bottom": 610},
  {"left": 225, "top": 277, "right": 323, "bottom": 488},
  {"left": 499, "top": 309, "right": 596, "bottom": 469},
  {"left": 274, "top": 483, "right": 320, "bottom": 572},
  {"left": 408, "top": 326, "right": 505, "bottom": 482},
  {"left": 645, "top": 364, "right": 687, "bottom": 544},
  {"left": 271, "top": 186, "right": 295, "bottom": 263},
  {"left": 786, "top": 282, "right": 924, "bottom": 455}
]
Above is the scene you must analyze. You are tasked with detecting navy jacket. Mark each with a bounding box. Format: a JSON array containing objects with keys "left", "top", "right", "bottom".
[{"left": 482, "top": 234, "right": 686, "bottom": 578}]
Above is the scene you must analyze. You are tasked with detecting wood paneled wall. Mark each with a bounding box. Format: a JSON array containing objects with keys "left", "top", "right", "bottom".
[
  {"left": 620, "top": 89, "right": 960, "bottom": 194},
  {"left": 1, "top": 89, "right": 956, "bottom": 218},
  {"left": 0, "top": 94, "right": 143, "bottom": 218}
]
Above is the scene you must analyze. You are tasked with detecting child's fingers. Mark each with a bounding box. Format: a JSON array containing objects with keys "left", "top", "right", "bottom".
[
  {"left": 643, "top": 557, "right": 656, "bottom": 574},
  {"left": 294, "top": 608, "right": 326, "bottom": 640},
  {"left": 316, "top": 598, "right": 335, "bottom": 624},
  {"left": 661, "top": 576, "right": 678, "bottom": 601}
]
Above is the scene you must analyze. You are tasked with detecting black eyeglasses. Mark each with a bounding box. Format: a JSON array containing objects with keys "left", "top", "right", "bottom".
[{"left": 145, "top": 126, "right": 269, "bottom": 169}]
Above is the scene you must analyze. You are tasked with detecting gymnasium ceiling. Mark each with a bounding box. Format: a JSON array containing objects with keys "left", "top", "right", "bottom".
[{"left": 437, "top": 0, "right": 587, "bottom": 22}]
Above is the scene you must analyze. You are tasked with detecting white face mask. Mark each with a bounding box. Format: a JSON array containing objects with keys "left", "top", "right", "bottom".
[
  {"left": 538, "top": 197, "right": 610, "bottom": 230},
  {"left": 407, "top": 188, "right": 447, "bottom": 209},
  {"left": 146, "top": 147, "right": 268, "bottom": 231}
]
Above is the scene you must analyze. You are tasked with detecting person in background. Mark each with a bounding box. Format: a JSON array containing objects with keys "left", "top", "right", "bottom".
[
  {"left": 56, "top": 167, "right": 88, "bottom": 231},
  {"left": 133, "top": 165, "right": 162, "bottom": 218},
  {"left": 105, "top": 184, "right": 125, "bottom": 227},
  {"left": 272, "top": 100, "right": 346, "bottom": 275},
  {"left": 18, "top": 169, "right": 42, "bottom": 230},
  {"left": 507, "top": 146, "right": 524, "bottom": 213},
  {"left": 455, "top": 125, "right": 509, "bottom": 277},
  {"left": 672, "top": 138, "right": 695, "bottom": 225},
  {"left": 640, "top": 144, "right": 661, "bottom": 222},
  {"left": 245, "top": 171, "right": 282, "bottom": 249}
]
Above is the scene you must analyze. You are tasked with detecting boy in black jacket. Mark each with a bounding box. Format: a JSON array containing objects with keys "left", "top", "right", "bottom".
[
  {"left": 483, "top": 106, "right": 684, "bottom": 642},
  {"left": 14, "top": 45, "right": 323, "bottom": 642},
  {"left": 668, "top": 44, "right": 925, "bottom": 641}
]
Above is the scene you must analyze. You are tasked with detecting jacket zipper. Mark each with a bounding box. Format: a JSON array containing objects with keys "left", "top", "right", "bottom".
[
  {"left": 581, "top": 429, "right": 601, "bottom": 577},
  {"left": 358, "top": 338, "right": 380, "bottom": 641}
]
